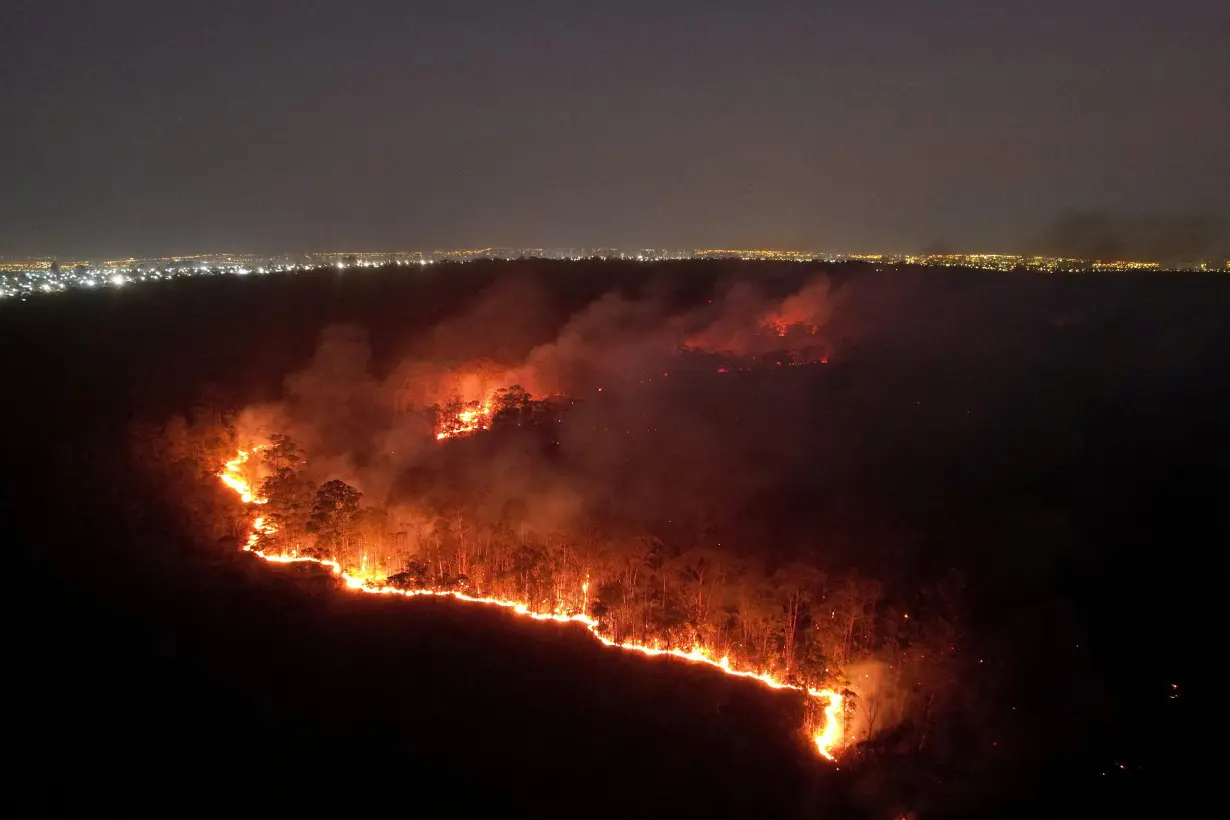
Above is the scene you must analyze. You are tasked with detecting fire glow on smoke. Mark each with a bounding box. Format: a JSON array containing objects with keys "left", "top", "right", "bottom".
[{"left": 219, "top": 447, "right": 845, "bottom": 760}]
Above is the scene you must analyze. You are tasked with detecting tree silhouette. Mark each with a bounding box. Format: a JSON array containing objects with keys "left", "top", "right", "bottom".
[
  {"left": 258, "top": 466, "right": 315, "bottom": 553},
  {"left": 261, "top": 433, "right": 304, "bottom": 474},
  {"left": 307, "top": 480, "right": 362, "bottom": 557}
]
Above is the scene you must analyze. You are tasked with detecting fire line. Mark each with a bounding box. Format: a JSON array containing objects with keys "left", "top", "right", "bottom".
[{"left": 219, "top": 448, "right": 844, "bottom": 760}]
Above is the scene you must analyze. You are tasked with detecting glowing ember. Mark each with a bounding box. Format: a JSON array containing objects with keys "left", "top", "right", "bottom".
[{"left": 217, "top": 448, "right": 844, "bottom": 760}]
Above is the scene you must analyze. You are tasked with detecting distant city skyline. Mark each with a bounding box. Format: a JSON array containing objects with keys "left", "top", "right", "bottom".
[{"left": 6, "top": 246, "right": 1225, "bottom": 302}]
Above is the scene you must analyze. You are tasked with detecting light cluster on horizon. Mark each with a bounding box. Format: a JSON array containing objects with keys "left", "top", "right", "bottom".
[{"left": 3, "top": 248, "right": 1225, "bottom": 301}]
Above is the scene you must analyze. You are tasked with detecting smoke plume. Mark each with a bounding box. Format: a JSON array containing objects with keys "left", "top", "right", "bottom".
[{"left": 232, "top": 261, "right": 1225, "bottom": 578}]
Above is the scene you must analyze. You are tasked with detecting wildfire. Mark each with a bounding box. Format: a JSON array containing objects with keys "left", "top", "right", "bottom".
[
  {"left": 217, "top": 448, "right": 844, "bottom": 760},
  {"left": 219, "top": 449, "right": 269, "bottom": 504},
  {"left": 435, "top": 399, "right": 494, "bottom": 440},
  {"left": 766, "top": 320, "right": 821, "bottom": 338}
]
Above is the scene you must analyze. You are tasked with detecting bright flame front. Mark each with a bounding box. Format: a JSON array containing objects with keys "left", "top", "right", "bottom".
[
  {"left": 218, "top": 449, "right": 844, "bottom": 760},
  {"left": 435, "top": 399, "right": 494, "bottom": 440},
  {"left": 219, "top": 449, "right": 269, "bottom": 504}
]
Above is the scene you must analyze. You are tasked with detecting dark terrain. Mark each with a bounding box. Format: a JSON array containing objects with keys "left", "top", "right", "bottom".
[{"left": 5, "top": 260, "right": 1221, "bottom": 817}]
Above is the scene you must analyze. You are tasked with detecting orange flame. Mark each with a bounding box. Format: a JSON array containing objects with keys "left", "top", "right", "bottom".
[
  {"left": 435, "top": 399, "right": 494, "bottom": 440},
  {"left": 217, "top": 449, "right": 844, "bottom": 760},
  {"left": 219, "top": 448, "right": 270, "bottom": 505}
]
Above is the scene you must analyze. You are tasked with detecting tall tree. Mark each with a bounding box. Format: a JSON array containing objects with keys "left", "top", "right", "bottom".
[
  {"left": 261, "top": 433, "right": 304, "bottom": 474},
  {"left": 771, "top": 563, "right": 827, "bottom": 674},
  {"left": 307, "top": 480, "right": 363, "bottom": 558},
  {"left": 258, "top": 466, "right": 315, "bottom": 553}
]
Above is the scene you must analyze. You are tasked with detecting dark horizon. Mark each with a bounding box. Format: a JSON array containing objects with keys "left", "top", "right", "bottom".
[{"left": 3, "top": 1, "right": 1227, "bottom": 260}]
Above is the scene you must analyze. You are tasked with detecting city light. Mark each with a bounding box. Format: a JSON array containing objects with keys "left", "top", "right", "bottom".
[{"left": 1, "top": 249, "right": 1223, "bottom": 301}]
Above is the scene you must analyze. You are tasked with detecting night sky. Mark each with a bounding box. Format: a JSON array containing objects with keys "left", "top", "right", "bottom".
[{"left": 2, "top": 0, "right": 1226, "bottom": 258}]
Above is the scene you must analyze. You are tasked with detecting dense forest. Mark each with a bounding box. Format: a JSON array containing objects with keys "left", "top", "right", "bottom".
[{"left": 7, "top": 260, "right": 1223, "bottom": 817}]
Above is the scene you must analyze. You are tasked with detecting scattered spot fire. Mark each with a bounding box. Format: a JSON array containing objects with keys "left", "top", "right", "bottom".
[{"left": 219, "top": 447, "right": 845, "bottom": 760}]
